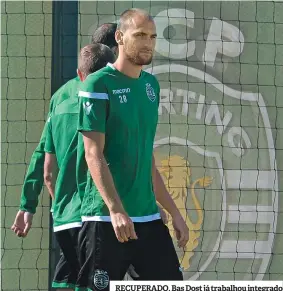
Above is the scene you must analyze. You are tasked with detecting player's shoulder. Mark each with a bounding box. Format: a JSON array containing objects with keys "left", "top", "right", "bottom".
[
  {"left": 141, "top": 70, "right": 160, "bottom": 89},
  {"left": 61, "top": 76, "right": 80, "bottom": 95},
  {"left": 142, "top": 70, "right": 159, "bottom": 84},
  {"left": 65, "top": 76, "right": 80, "bottom": 88},
  {"left": 84, "top": 66, "right": 113, "bottom": 83},
  {"left": 51, "top": 77, "right": 80, "bottom": 99},
  {"left": 81, "top": 66, "right": 116, "bottom": 94}
]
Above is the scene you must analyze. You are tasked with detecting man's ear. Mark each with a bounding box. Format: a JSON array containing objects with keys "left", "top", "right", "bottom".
[
  {"left": 77, "top": 68, "right": 84, "bottom": 81},
  {"left": 115, "top": 30, "right": 124, "bottom": 45}
]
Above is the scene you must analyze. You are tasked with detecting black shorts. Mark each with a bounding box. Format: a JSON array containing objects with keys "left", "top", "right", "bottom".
[
  {"left": 52, "top": 227, "right": 80, "bottom": 289},
  {"left": 77, "top": 219, "right": 182, "bottom": 291}
]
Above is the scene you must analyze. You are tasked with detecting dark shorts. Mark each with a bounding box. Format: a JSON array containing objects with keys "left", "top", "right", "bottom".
[
  {"left": 52, "top": 227, "right": 81, "bottom": 289},
  {"left": 77, "top": 219, "right": 183, "bottom": 291}
]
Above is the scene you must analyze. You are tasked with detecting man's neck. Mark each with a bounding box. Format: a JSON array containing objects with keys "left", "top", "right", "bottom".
[{"left": 113, "top": 56, "right": 142, "bottom": 79}]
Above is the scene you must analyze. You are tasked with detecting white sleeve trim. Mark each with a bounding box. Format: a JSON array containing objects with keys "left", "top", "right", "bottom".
[{"left": 78, "top": 91, "right": 109, "bottom": 100}]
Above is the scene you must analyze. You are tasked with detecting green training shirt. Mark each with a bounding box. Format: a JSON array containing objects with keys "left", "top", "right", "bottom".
[
  {"left": 19, "top": 77, "right": 81, "bottom": 214},
  {"left": 77, "top": 63, "right": 160, "bottom": 222},
  {"left": 44, "top": 78, "right": 82, "bottom": 231}
]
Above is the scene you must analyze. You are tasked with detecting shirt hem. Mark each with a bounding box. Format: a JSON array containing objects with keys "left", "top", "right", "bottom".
[
  {"left": 44, "top": 149, "right": 56, "bottom": 154},
  {"left": 81, "top": 213, "right": 161, "bottom": 223},
  {"left": 53, "top": 221, "right": 82, "bottom": 232},
  {"left": 77, "top": 127, "right": 106, "bottom": 134}
]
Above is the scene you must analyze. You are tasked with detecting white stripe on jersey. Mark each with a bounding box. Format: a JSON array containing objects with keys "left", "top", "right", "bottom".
[
  {"left": 78, "top": 91, "right": 109, "bottom": 100},
  {"left": 81, "top": 213, "right": 161, "bottom": 223}
]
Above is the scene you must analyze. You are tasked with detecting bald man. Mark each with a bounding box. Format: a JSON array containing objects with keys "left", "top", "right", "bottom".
[{"left": 76, "top": 9, "right": 189, "bottom": 291}]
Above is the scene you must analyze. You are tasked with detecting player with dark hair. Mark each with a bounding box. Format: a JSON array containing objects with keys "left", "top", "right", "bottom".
[
  {"left": 11, "top": 23, "right": 118, "bottom": 237},
  {"left": 91, "top": 23, "right": 118, "bottom": 55},
  {"left": 77, "top": 8, "right": 189, "bottom": 291},
  {"left": 43, "top": 43, "right": 115, "bottom": 291}
]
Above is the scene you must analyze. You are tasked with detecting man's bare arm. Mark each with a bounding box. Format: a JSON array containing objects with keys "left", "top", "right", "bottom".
[
  {"left": 82, "top": 131, "right": 137, "bottom": 242},
  {"left": 152, "top": 155, "right": 189, "bottom": 248},
  {"left": 151, "top": 162, "right": 168, "bottom": 224},
  {"left": 44, "top": 153, "right": 58, "bottom": 200},
  {"left": 152, "top": 156, "right": 180, "bottom": 218}
]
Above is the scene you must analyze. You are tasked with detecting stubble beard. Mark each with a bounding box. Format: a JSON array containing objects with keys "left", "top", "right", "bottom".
[{"left": 124, "top": 46, "right": 153, "bottom": 66}]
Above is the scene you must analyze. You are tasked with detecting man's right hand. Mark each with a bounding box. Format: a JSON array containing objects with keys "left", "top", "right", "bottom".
[
  {"left": 110, "top": 209, "right": 138, "bottom": 243},
  {"left": 11, "top": 210, "right": 33, "bottom": 238}
]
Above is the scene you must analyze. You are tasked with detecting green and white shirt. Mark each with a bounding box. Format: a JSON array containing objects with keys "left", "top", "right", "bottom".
[
  {"left": 19, "top": 77, "right": 81, "bottom": 215},
  {"left": 44, "top": 78, "right": 82, "bottom": 231},
  {"left": 77, "top": 63, "right": 161, "bottom": 222}
]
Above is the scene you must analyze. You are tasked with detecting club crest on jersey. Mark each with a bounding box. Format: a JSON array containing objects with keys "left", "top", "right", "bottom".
[
  {"left": 93, "top": 269, "right": 109, "bottom": 290},
  {"left": 83, "top": 101, "right": 93, "bottom": 115},
  {"left": 146, "top": 83, "right": 156, "bottom": 102}
]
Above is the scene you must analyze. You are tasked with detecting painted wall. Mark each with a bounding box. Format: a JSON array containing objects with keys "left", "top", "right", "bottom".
[{"left": 1, "top": 1, "right": 282, "bottom": 290}]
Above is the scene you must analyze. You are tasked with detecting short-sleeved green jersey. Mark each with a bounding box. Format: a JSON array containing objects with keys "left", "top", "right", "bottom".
[
  {"left": 44, "top": 78, "right": 82, "bottom": 231},
  {"left": 19, "top": 77, "right": 80, "bottom": 214},
  {"left": 77, "top": 63, "right": 160, "bottom": 222}
]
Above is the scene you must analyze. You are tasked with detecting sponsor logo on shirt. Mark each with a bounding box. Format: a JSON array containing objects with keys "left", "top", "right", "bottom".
[{"left": 112, "top": 88, "right": 131, "bottom": 95}]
